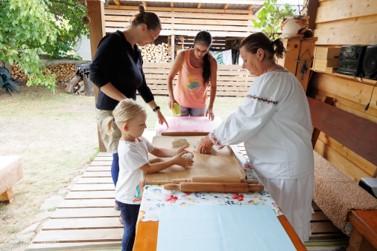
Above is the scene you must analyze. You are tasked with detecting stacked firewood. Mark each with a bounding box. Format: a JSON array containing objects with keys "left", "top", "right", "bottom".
[
  {"left": 46, "top": 63, "right": 76, "bottom": 85},
  {"left": 140, "top": 43, "right": 171, "bottom": 63},
  {"left": 11, "top": 65, "right": 27, "bottom": 84}
]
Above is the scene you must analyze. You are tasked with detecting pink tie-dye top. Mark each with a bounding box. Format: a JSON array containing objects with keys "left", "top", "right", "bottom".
[{"left": 174, "top": 49, "right": 208, "bottom": 109}]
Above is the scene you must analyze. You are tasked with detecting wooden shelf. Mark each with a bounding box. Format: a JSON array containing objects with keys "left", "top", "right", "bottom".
[{"left": 311, "top": 69, "right": 377, "bottom": 86}]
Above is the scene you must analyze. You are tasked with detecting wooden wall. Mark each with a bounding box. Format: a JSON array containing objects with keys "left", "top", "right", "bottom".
[
  {"left": 104, "top": 5, "right": 253, "bottom": 37},
  {"left": 311, "top": 0, "right": 377, "bottom": 180},
  {"left": 143, "top": 63, "right": 254, "bottom": 97}
]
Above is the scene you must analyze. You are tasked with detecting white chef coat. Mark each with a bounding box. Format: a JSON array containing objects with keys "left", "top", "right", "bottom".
[{"left": 212, "top": 70, "right": 314, "bottom": 241}]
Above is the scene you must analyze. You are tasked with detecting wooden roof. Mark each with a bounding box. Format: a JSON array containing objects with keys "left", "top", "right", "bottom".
[
  {"left": 105, "top": 1, "right": 261, "bottom": 38},
  {"left": 109, "top": 0, "right": 263, "bottom": 13}
]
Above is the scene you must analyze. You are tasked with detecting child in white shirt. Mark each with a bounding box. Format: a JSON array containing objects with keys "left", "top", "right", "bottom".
[{"left": 108, "top": 99, "right": 193, "bottom": 251}]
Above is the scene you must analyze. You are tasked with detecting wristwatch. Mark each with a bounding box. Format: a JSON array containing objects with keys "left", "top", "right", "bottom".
[{"left": 153, "top": 106, "right": 160, "bottom": 112}]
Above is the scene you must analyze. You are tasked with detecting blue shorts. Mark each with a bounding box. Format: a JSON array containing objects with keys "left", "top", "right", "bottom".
[{"left": 180, "top": 106, "right": 205, "bottom": 116}]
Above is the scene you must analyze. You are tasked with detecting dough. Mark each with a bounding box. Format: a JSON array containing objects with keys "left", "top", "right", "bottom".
[
  {"left": 172, "top": 138, "right": 189, "bottom": 148},
  {"left": 182, "top": 152, "right": 194, "bottom": 160}
]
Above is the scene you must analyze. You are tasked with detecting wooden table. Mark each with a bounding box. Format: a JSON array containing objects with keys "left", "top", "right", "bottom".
[
  {"left": 133, "top": 185, "right": 306, "bottom": 251},
  {"left": 347, "top": 210, "right": 377, "bottom": 251},
  {"left": 134, "top": 215, "right": 306, "bottom": 251}
]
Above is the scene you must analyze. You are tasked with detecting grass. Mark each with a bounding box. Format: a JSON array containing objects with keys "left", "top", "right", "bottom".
[{"left": 0, "top": 86, "right": 243, "bottom": 251}]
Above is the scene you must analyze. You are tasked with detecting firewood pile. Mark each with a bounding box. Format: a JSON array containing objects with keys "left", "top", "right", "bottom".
[
  {"left": 46, "top": 63, "right": 76, "bottom": 85},
  {"left": 11, "top": 65, "right": 27, "bottom": 84},
  {"left": 140, "top": 43, "right": 171, "bottom": 63},
  {"left": 11, "top": 63, "right": 77, "bottom": 89}
]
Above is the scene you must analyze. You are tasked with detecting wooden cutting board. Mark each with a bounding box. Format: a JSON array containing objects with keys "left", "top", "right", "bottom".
[{"left": 144, "top": 136, "right": 246, "bottom": 185}]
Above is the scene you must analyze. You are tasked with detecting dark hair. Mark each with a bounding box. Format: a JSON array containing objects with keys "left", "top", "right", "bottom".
[
  {"left": 132, "top": 5, "right": 161, "bottom": 30},
  {"left": 240, "top": 32, "right": 285, "bottom": 60},
  {"left": 194, "top": 31, "right": 212, "bottom": 84}
]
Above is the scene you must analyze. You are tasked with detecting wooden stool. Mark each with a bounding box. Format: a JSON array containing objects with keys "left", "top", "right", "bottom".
[{"left": 0, "top": 155, "right": 23, "bottom": 203}]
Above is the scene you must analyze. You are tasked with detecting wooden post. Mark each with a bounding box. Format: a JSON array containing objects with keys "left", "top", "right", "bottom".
[
  {"left": 307, "top": 0, "right": 319, "bottom": 30},
  {"left": 171, "top": 34, "right": 175, "bottom": 60},
  {"left": 87, "top": 0, "right": 106, "bottom": 152},
  {"left": 87, "top": 0, "right": 105, "bottom": 58}
]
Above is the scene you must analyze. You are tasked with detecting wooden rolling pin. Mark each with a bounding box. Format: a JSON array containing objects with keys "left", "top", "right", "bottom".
[
  {"left": 171, "top": 176, "right": 251, "bottom": 184},
  {"left": 164, "top": 182, "right": 264, "bottom": 193}
]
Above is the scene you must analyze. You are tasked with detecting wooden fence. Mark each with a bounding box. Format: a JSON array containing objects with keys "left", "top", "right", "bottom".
[{"left": 143, "top": 63, "right": 254, "bottom": 97}]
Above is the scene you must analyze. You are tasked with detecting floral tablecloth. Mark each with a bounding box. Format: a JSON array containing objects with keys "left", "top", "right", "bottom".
[{"left": 139, "top": 169, "right": 282, "bottom": 222}]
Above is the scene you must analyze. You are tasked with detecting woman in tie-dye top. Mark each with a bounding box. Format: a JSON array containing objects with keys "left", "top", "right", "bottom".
[{"left": 167, "top": 31, "right": 218, "bottom": 120}]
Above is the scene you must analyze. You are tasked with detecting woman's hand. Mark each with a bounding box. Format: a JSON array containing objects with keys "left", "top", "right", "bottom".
[
  {"left": 149, "top": 158, "right": 163, "bottom": 164},
  {"left": 197, "top": 136, "right": 214, "bottom": 154},
  {"left": 169, "top": 98, "right": 177, "bottom": 109},
  {"left": 173, "top": 151, "right": 194, "bottom": 169},
  {"left": 157, "top": 110, "right": 169, "bottom": 127},
  {"left": 206, "top": 107, "right": 215, "bottom": 120}
]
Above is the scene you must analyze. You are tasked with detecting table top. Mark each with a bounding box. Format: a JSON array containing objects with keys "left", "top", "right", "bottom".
[
  {"left": 134, "top": 184, "right": 306, "bottom": 251},
  {"left": 155, "top": 116, "right": 221, "bottom": 136}
]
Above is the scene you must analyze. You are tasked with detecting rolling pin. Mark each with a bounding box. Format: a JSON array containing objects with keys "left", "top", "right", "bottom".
[
  {"left": 171, "top": 176, "right": 251, "bottom": 184},
  {"left": 164, "top": 182, "right": 264, "bottom": 193}
]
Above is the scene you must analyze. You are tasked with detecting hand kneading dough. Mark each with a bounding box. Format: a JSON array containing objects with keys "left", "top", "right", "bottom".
[
  {"left": 182, "top": 152, "right": 194, "bottom": 160},
  {"left": 172, "top": 138, "right": 189, "bottom": 148}
]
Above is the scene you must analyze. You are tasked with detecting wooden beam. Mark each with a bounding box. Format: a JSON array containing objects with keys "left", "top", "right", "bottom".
[
  {"left": 308, "top": 97, "right": 377, "bottom": 166},
  {"left": 171, "top": 34, "right": 175, "bottom": 59},
  {"left": 124, "top": 0, "right": 264, "bottom": 4},
  {"left": 87, "top": 0, "right": 105, "bottom": 58},
  {"left": 224, "top": 4, "right": 228, "bottom": 10},
  {"left": 307, "top": 0, "right": 319, "bottom": 30},
  {"left": 87, "top": 0, "right": 106, "bottom": 152},
  {"left": 106, "top": 5, "right": 252, "bottom": 14},
  {"left": 197, "top": 3, "right": 201, "bottom": 9}
]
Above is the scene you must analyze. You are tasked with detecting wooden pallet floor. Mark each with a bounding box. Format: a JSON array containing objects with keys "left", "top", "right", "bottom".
[
  {"left": 27, "top": 153, "right": 121, "bottom": 251},
  {"left": 27, "top": 152, "right": 348, "bottom": 251}
]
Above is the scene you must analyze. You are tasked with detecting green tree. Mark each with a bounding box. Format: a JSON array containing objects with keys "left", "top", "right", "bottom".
[
  {"left": 0, "top": 0, "right": 58, "bottom": 89},
  {"left": 44, "top": 0, "right": 88, "bottom": 58},
  {"left": 253, "top": 0, "right": 295, "bottom": 40},
  {"left": 0, "top": 0, "right": 88, "bottom": 90}
]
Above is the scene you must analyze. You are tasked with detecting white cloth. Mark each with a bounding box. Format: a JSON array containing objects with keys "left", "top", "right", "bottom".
[
  {"left": 257, "top": 174, "right": 314, "bottom": 242},
  {"left": 212, "top": 71, "right": 314, "bottom": 241},
  {"left": 116, "top": 137, "right": 154, "bottom": 205}
]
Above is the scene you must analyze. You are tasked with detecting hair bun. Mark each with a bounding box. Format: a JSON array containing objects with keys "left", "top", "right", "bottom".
[{"left": 138, "top": 5, "right": 145, "bottom": 14}]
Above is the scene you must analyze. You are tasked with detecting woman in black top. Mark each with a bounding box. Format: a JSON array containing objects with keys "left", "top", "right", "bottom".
[{"left": 90, "top": 6, "right": 167, "bottom": 192}]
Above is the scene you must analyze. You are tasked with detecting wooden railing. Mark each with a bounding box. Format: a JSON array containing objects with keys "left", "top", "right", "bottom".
[{"left": 143, "top": 63, "right": 254, "bottom": 97}]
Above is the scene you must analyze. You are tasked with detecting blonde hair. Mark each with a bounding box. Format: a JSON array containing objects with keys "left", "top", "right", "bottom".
[{"left": 105, "top": 99, "right": 146, "bottom": 132}]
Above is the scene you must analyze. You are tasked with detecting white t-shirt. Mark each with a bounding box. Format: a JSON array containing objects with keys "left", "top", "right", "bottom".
[{"left": 115, "top": 137, "right": 154, "bottom": 204}]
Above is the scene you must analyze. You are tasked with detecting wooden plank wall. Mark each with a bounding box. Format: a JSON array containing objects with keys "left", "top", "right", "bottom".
[
  {"left": 104, "top": 5, "right": 253, "bottom": 37},
  {"left": 143, "top": 63, "right": 254, "bottom": 97},
  {"left": 311, "top": 0, "right": 377, "bottom": 180}
]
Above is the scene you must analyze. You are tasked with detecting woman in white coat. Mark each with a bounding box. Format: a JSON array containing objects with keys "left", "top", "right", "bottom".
[{"left": 198, "top": 32, "right": 314, "bottom": 242}]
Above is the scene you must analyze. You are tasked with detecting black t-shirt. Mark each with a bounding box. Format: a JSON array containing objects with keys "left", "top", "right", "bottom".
[{"left": 90, "top": 31, "right": 154, "bottom": 110}]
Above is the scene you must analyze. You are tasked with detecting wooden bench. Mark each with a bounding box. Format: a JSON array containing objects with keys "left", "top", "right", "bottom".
[
  {"left": 0, "top": 155, "right": 23, "bottom": 203},
  {"left": 308, "top": 97, "right": 377, "bottom": 250}
]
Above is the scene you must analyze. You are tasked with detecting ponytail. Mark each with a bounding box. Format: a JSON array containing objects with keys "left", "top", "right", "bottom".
[
  {"left": 194, "top": 31, "right": 212, "bottom": 84},
  {"left": 272, "top": 38, "right": 285, "bottom": 59}
]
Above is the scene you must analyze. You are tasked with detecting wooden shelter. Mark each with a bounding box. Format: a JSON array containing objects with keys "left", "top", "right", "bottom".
[{"left": 26, "top": 1, "right": 376, "bottom": 250}]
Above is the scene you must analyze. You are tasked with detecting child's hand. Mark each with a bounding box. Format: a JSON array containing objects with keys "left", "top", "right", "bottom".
[
  {"left": 173, "top": 151, "right": 194, "bottom": 169},
  {"left": 176, "top": 143, "right": 190, "bottom": 154}
]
